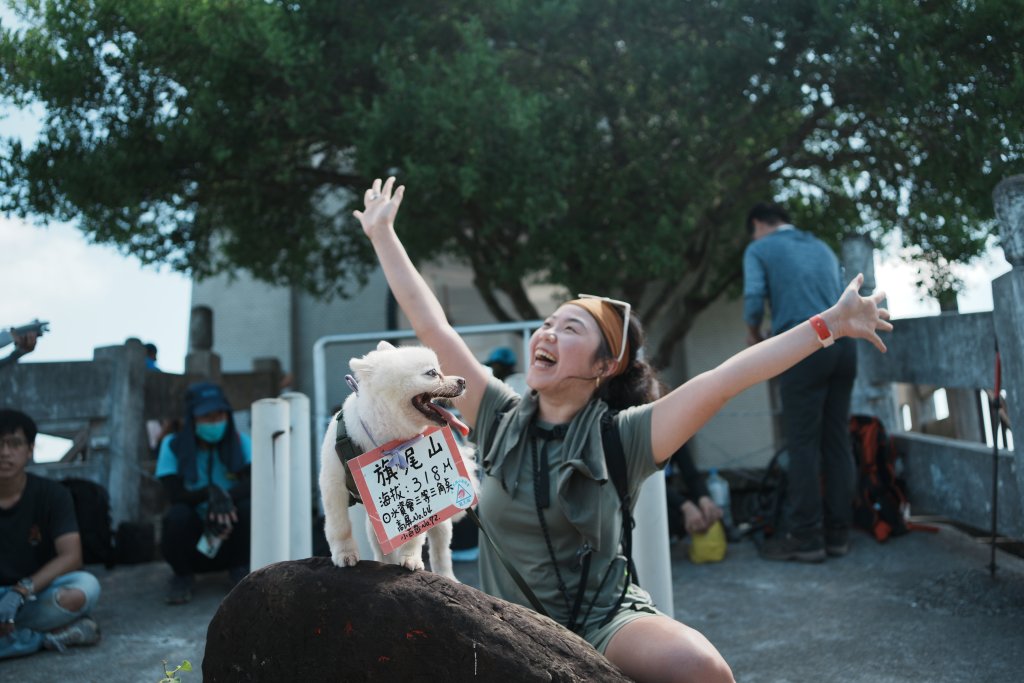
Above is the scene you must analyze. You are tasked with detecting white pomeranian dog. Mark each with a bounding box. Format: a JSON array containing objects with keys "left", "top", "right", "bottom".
[{"left": 318, "top": 341, "right": 476, "bottom": 581}]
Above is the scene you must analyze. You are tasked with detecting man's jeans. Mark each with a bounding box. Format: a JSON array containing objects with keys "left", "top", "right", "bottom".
[
  {"left": 779, "top": 337, "right": 858, "bottom": 537},
  {"left": 0, "top": 571, "right": 101, "bottom": 659}
]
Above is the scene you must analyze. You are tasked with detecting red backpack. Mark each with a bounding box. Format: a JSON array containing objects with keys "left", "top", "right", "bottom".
[{"left": 849, "top": 415, "right": 909, "bottom": 542}]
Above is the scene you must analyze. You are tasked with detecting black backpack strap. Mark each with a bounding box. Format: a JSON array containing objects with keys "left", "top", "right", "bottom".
[
  {"left": 333, "top": 410, "right": 362, "bottom": 506},
  {"left": 597, "top": 411, "right": 639, "bottom": 627},
  {"left": 466, "top": 508, "right": 550, "bottom": 618}
]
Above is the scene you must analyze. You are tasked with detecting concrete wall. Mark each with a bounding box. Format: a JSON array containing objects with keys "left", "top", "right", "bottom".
[
  {"left": 2, "top": 340, "right": 150, "bottom": 525},
  {"left": 1, "top": 337, "right": 285, "bottom": 525},
  {"left": 191, "top": 272, "right": 293, "bottom": 374},
  {"left": 678, "top": 297, "right": 777, "bottom": 470},
  {"left": 191, "top": 269, "right": 391, "bottom": 416},
  {"left": 846, "top": 175, "right": 1024, "bottom": 537},
  {"left": 896, "top": 432, "right": 1020, "bottom": 537},
  {"left": 292, "top": 269, "right": 390, "bottom": 415}
]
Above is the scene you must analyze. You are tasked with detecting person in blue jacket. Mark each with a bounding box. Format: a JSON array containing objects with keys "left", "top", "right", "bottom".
[{"left": 156, "top": 383, "right": 251, "bottom": 604}]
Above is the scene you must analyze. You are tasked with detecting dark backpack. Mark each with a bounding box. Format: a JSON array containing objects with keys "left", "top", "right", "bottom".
[
  {"left": 737, "top": 448, "right": 789, "bottom": 539},
  {"left": 60, "top": 478, "right": 115, "bottom": 567},
  {"left": 114, "top": 521, "right": 156, "bottom": 565},
  {"left": 849, "top": 415, "right": 908, "bottom": 542}
]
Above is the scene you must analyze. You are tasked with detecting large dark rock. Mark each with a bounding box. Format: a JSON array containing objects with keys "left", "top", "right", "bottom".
[{"left": 204, "top": 558, "right": 631, "bottom": 682}]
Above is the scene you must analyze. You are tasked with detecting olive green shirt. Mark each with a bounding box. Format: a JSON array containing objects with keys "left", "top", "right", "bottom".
[{"left": 473, "top": 377, "right": 660, "bottom": 633}]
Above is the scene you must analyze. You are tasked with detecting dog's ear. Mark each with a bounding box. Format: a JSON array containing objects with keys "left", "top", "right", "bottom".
[
  {"left": 349, "top": 355, "right": 373, "bottom": 379},
  {"left": 376, "top": 340, "right": 396, "bottom": 352}
]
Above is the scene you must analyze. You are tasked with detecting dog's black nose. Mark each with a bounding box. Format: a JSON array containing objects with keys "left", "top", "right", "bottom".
[{"left": 456, "top": 377, "right": 466, "bottom": 390}]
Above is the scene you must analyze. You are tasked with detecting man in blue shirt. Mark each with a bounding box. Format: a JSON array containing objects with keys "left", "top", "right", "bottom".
[
  {"left": 743, "top": 203, "right": 857, "bottom": 562},
  {"left": 156, "top": 383, "right": 252, "bottom": 603}
]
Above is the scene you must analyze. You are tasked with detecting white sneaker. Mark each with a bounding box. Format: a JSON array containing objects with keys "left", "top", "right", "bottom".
[{"left": 43, "top": 617, "right": 101, "bottom": 652}]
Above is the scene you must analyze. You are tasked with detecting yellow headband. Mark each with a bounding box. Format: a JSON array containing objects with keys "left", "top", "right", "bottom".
[{"left": 566, "top": 298, "right": 630, "bottom": 378}]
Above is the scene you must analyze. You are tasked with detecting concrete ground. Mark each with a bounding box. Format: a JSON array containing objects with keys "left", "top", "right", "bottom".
[{"left": 3, "top": 522, "right": 1022, "bottom": 682}]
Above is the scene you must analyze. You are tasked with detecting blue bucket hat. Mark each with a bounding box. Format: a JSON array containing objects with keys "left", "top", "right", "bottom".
[
  {"left": 172, "top": 382, "right": 245, "bottom": 485},
  {"left": 186, "top": 382, "right": 232, "bottom": 417}
]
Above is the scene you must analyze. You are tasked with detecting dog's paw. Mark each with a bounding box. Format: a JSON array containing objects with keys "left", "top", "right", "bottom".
[
  {"left": 397, "top": 554, "right": 425, "bottom": 572},
  {"left": 330, "top": 539, "right": 361, "bottom": 568},
  {"left": 332, "top": 549, "right": 360, "bottom": 568}
]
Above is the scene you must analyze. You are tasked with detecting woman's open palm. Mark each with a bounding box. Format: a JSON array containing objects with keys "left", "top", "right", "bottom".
[
  {"left": 836, "top": 273, "right": 893, "bottom": 352},
  {"left": 353, "top": 176, "right": 405, "bottom": 238}
]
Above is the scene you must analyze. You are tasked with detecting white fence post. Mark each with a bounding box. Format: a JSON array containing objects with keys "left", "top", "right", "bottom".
[
  {"left": 251, "top": 398, "right": 291, "bottom": 570},
  {"left": 282, "top": 392, "right": 312, "bottom": 560},
  {"left": 633, "top": 475, "right": 674, "bottom": 618}
]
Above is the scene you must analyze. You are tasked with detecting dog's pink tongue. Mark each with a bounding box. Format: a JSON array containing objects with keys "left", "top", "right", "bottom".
[{"left": 432, "top": 403, "right": 470, "bottom": 437}]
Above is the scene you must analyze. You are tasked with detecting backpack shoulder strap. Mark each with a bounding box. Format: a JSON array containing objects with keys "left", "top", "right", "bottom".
[
  {"left": 597, "top": 411, "right": 639, "bottom": 627},
  {"left": 600, "top": 411, "right": 630, "bottom": 509}
]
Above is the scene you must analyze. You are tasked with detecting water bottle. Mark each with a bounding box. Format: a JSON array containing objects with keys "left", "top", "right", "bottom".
[{"left": 706, "top": 468, "right": 733, "bottom": 529}]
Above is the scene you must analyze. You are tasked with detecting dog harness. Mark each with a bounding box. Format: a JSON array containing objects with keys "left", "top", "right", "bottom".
[
  {"left": 332, "top": 376, "right": 429, "bottom": 507},
  {"left": 333, "top": 410, "right": 364, "bottom": 507}
]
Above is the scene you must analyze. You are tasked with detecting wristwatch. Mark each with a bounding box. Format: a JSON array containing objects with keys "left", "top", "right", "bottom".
[
  {"left": 809, "top": 314, "right": 835, "bottom": 348},
  {"left": 15, "top": 577, "right": 36, "bottom": 602}
]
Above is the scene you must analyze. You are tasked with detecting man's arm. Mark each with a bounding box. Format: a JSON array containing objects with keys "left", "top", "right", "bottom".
[
  {"left": 17, "top": 532, "right": 84, "bottom": 598},
  {"left": 742, "top": 248, "right": 767, "bottom": 345},
  {"left": 745, "top": 323, "right": 765, "bottom": 346},
  {"left": 0, "top": 328, "right": 40, "bottom": 368}
]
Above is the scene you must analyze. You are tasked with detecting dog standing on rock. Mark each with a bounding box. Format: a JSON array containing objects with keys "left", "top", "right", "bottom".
[{"left": 318, "top": 341, "right": 476, "bottom": 581}]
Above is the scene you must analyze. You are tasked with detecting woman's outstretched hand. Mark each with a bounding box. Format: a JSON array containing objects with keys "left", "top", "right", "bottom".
[
  {"left": 830, "top": 273, "right": 893, "bottom": 353},
  {"left": 353, "top": 176, "right": 405, "bottom": 239}
]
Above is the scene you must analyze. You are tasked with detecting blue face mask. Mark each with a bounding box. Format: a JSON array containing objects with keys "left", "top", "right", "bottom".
[{"left": 195, "top": 420, "right": 228, "bottom": 444}]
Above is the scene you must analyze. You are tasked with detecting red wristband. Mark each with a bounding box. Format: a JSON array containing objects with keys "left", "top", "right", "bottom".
[{"left": 809, "top": 314, "right": 834, "bottom": 348}]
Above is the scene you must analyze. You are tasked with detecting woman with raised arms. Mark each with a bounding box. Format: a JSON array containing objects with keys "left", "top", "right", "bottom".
[{"left": 353, "top": 177, "right": 891, "bottom": 683}]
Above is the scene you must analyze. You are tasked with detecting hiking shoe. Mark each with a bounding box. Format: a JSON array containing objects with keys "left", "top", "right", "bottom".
[
  {"left": 759, "top": 533, "right": 826, "bottom": 563},
  {"left": 43, "top": 617, "right": 101, "bottom": 653},
  {"left": 165, "top": 574, "right": 194, "bottom": 605},
  {"left": 825, "top": 528, "right": 850, "bottom": 557}
]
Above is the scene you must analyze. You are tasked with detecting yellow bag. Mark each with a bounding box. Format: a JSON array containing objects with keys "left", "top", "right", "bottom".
[{"left": 688, "top": 521, "right": 727, "bottom": 564}]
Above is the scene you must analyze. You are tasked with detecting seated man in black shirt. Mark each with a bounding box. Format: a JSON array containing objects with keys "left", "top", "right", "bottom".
[{"left": 0, "top": 409, "right": 101, "bottom": 658}]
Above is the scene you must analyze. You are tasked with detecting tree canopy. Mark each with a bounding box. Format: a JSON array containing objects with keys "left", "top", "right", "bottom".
[{"left": 3, "top": 0, "right": 1022, "bottom": 366}]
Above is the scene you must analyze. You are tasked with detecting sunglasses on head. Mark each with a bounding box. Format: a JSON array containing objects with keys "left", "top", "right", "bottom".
[{"left": 577, "top": 293, "right": 631, "bottom": 364}]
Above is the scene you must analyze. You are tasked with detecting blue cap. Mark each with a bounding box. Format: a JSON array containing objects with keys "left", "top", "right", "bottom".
[
  {"left": 185, "top": 382, "right": 232, "bottom": 417},
  {"left": 484, "top": 346, "right": 517, "bottom": 367}
]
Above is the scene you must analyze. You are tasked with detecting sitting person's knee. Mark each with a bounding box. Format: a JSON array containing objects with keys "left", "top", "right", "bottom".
[
  {"left": 662, "top": 638, "right": 734, "bottom": 683},
  {"left": 688, "top": 651, "right": 734, "bottom": 683},
  {"left": 56, "top": 588, "right": 86, "bottom": 613}
]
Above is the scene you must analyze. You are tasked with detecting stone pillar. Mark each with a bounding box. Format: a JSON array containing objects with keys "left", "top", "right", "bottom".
[
  {"left": 991, "top": 176, "right": 1024, "bottom": 508},
  {"left": 842, "top": 235, "right": 900, "bottom": 430},
  {"left": 185, "top": 305, "right": 221, "bottom": 381},
  {"left": 93, "top": 339, "right": 148, "bottom": 525}
]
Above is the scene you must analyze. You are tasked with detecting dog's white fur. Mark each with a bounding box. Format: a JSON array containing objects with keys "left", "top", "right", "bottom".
[{"left": 318, "top": 341, "right": 476, "bottom": 581}]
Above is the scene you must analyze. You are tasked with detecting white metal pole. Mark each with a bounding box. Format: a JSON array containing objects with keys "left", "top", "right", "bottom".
[
  {"left": 250, "top": 398, "right": 291, "bottom": 570},
  {"left": 633, "top": 474, "right": 675, "bottom": 618},
  {"left": 281, "top": 391, "right": 312, "bottom": 560}
]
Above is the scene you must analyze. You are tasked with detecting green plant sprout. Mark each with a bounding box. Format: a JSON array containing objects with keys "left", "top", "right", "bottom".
[{"left": 159, "top": 659, "right": 192, "bottom": 683}]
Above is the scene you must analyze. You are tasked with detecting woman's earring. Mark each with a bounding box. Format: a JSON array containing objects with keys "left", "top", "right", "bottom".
[{"left": 595, "top": 376, "right": 602, "bottom": 389}]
